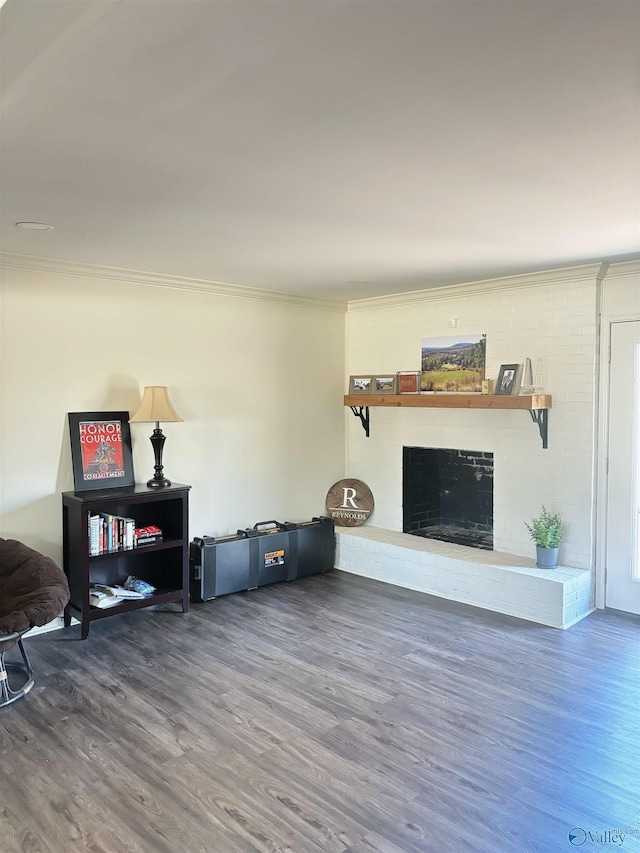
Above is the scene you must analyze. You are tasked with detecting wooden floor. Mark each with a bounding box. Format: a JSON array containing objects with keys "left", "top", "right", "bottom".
[{"left": 1, "top": 572, "right": 639, "bottom": 853}]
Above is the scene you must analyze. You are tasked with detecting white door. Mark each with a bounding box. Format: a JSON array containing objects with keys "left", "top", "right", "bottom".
[{"left": 605, "top": 320, "right": 640, "bottom": 614}]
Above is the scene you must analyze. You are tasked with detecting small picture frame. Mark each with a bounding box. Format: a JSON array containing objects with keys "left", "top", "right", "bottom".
[
  {"left": 373, "top": 375, "right": 397, "bottom": 394},
  {"left": 349, "top": 375, "right": 373, "bottom": 394},
  {"left": 396, "top": 371, "right": 420, "bottom": 394},
  {"left": 68, "top": 411, "right": 135, "bottom": 492},
  {"left": 495, "top": 364, "right": 521, "bottom": 396}
]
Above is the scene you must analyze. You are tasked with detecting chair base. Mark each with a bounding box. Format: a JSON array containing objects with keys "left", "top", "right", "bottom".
[{"left": 0, "top": 634, "right": 34, "bottom": 708}]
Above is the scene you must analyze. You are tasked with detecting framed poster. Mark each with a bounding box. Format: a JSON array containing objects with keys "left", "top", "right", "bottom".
[{"left": 68, "top": 411, "right": 135, "bottom": 491}]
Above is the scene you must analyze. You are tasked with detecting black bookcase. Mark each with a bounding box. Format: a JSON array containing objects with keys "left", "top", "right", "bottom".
[{"left": 62, "top": 483, "right": 190, "bottom": 639}]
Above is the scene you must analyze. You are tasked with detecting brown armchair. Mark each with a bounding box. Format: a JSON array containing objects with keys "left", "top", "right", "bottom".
[{"left": 0, "top": 538, "right": 70, "bottom": 707}]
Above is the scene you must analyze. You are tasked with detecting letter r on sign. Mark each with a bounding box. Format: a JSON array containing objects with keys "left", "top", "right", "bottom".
[{"left": 341, "top": 488, "right": 359, "bottom": 509}]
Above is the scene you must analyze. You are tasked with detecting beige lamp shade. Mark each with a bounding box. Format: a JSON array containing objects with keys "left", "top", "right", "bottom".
[{"left": 130, "top": 386, "right": 183, "bottom": 423}]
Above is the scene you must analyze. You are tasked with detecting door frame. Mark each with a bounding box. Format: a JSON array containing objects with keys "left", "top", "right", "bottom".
[{"left": 595, "top": 278, "right": 640, "bottom": 610}]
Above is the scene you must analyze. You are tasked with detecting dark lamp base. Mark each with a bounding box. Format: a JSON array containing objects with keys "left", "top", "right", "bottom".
[
  {"left": 147, "top": 476, "right": 172, "bottom": 488},
  {"left": 147, "top": 425, "right": 172, "bottom": 488}
]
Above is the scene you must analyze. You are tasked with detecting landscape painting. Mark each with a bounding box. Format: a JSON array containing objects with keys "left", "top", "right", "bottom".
[{"left": 421, "top": 333, "right": 486, "bottom": 392}]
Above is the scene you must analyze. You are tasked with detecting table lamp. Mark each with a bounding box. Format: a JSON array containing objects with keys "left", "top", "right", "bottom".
[{"left": 130, "top": 386, "right": 183, "bottom": 487}]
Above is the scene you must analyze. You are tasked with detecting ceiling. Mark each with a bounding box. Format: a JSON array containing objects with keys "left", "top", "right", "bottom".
[{"left": 1, "top": 0, "right": 638, "bottom": 303}]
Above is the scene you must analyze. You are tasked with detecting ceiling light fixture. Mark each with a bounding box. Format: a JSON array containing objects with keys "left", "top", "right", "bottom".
[{"left": 15, "top": 221, "right": 55, "bottom": 231}]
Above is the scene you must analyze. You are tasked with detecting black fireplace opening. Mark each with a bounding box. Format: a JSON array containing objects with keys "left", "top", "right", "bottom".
[{"left": 403, "top": 447, "right": 493, "bottom": 550}]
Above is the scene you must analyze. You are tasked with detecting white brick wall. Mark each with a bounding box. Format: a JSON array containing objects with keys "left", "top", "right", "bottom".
[{"left": 346, "top": 265, "right": 603, "bottom": 573}]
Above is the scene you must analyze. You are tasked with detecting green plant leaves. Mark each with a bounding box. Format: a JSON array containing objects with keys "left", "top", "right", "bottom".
[{"left": 524, "top": 505, "right": 564, "bottom": 548}]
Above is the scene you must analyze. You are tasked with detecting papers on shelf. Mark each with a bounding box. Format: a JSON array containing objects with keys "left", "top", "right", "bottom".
[
  {"left": 92, "top": 584, "right": 144, "bottom": 599},
  {"left": 89, "top": 584, "right": 147, "bottom": 608},
  {"left": 89, "top": 593, "right": 123, "bottom": 609}
]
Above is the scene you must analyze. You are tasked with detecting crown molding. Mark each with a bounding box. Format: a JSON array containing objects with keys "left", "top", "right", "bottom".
[
  {"left": 0, "top": 253, "right": 347, "bottom": 313},
  {"left": 346, "top": 262, "right": 609, "bottom": 312},
  {"left": 601, "top": 258, "right": 640, "bottom": 280}
]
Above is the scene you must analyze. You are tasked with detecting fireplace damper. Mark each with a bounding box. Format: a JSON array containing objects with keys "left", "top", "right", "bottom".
[{"left": 403, "top": 447, "right": 493, "bottom": 550}]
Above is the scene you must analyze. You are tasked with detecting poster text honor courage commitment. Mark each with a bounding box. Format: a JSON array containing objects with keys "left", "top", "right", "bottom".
[{"left": 80, "top": 421, "right": 125, "bottom": 481}]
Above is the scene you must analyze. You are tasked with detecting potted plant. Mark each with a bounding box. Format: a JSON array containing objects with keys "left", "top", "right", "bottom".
[{"left": 525, "top": 505, "right": 564, "bottom": 568}]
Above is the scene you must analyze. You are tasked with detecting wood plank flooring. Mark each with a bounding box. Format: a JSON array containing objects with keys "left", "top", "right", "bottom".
[{"left": 1, "top": 571, "right": 638, "bottom": 853}]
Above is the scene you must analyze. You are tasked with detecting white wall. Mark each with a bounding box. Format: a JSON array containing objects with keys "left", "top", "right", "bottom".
[
  {"left": 346, "top": 265, "right": 605, "bottom": 570},
  {"left": 0, "top": 262, "right": 346, "bottom": 563}
]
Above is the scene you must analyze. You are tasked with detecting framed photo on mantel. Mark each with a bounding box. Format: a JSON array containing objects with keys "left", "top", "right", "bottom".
[
  {"left": 349, "top": 375, "right": 373, "bottom": 394},
  {"left": 396, "top": 371, "right": 420, "bottom": 394},
  {"left": 373, "top": 375, "right": 397, "bottom": 394},
  {"left": 495, "top": 364, "right": 521, "bottom": 396},
  {"left": 68, "top": 411, "right": 135, "bottom": 492}
]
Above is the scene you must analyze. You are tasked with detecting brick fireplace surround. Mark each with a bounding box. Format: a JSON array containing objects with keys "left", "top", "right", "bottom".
[
  {"left": 339, "top": 265, "right": 607, "bottom": 629},
  {"left": 336, "top": 527, "right": 591, "bottom": 629}
]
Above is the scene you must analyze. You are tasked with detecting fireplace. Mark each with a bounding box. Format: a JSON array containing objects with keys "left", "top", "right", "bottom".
[{"left": 403, "top": 447, "right": 493, "bottom": 550}]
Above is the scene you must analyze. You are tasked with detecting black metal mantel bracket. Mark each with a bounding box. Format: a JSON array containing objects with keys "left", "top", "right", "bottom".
[
  {"left": 529, "top": 409, "right": 549, "bottom": 449},
  {"left": 349, "top": 405, "right": 370, "bottom": 437}
]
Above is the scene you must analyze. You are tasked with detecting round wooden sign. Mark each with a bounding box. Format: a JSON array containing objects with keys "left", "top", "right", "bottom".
[{"left": 325, "top": 478, "right": 374, "bottom": 527}]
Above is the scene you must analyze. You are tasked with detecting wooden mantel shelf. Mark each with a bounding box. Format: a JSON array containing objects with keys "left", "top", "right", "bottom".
[
  {"left": 343, "top": 394, "right": 552, "bottom": 447},
  {"left": 344, "top": 393, "right": 551, "bottom": 410}
]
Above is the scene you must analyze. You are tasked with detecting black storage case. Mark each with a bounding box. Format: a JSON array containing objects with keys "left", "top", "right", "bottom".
[
  {"left": 190, "top": 516, "right": 335, "bottom": 602},
  {"left": 244, "top": 521, "right": 293, "bottom": 588},
  {"left": 282, "top": 517, "right": 335, "bottom": 579},
  {"left": 189, "top": 532, "right": 251, "bottom": 601}
]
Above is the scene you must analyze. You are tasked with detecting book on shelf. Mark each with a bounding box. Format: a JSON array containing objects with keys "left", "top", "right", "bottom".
[
  {"left": 98, "top": 512, "right": 115, "bottom": 553},
  {"left": 87, "top": 514, "right": 136, "bottom": 556},
  {"left": 124, "top": 517, "right": 135, "bottom": 550},
  {"left": 135, "top": 536, "right": 163, "bottom": 548},
  {"left": 89, "top": 515, "right": 101, "bottom": 556},
  {"left": 134, "top": 525, "right": 163, "bottom": 547}
]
